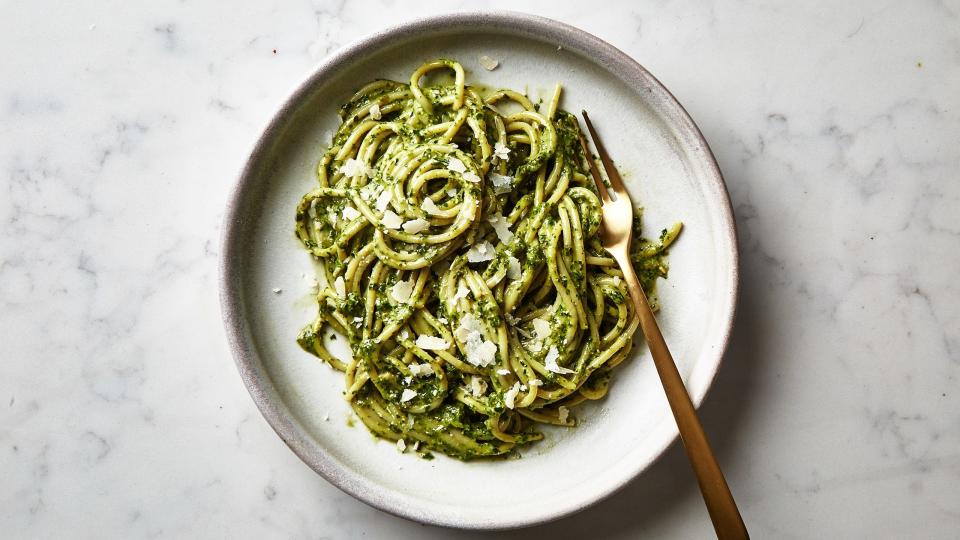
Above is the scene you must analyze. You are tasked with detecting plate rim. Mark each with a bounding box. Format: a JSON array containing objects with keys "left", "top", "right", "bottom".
[{"left": 219, "top": 9, "right": 739, "bottom": 530}]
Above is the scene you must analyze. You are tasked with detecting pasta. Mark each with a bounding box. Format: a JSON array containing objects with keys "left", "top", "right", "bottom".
[{"left": 295, "top": 59, "right": 681, "bottom": 459}]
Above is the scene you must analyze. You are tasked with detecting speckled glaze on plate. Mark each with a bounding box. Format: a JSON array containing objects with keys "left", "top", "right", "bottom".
[{"left": 220, "top": 11, "right": 738, "bottom": 530}]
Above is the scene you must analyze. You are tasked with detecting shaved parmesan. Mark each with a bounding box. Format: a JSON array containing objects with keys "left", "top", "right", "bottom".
[
  {"left": 375, "top": 189, "right": 393, "bottom": 211},
  {"left": 400, "top": 389, "right": 417, "bottom": 403},
  {"left": 390, "top": 277, "right": 414, "bottom": 303},
  {"left": 452, "top": 282, "right": 470, "bottom": 302},
  {"left": 504, "top": 382, "right": 521, "bottom": 409},
  {"left": 487, "top": 214, "right": 514, "bottom": 243},
  {"left": 396, "top": 438, "right": 406, "bottom": 452},
  {"left": 446, "top": 188, "right": 457, "bottom": 198},
  {"left": 421, "top": 197, "right": 442, "bottom": 215},
  {"left": 408, "top": 363, "right": 433, "bottom": 377},
  {"left": 360, "top": 182, "right": 380, "bottom": 200},
  {"left": 447, "top": 157, "right": 466, "bottom": 173},
  {"left": 558, "top": 406, "right": 570, "bottom": 423},
  {"left": 369, "top": 103, "right": 382, "bottom": 120},
  {"left": 466, "top": 240, "right": 495, "bottom": 263},
  {"left": 468, "top": 339, "right": 497, "bottom": 367},
  {"left": 531, "top": 318, "right": 551, "bottom": 341},
  {"left": 454, "top": 313, "right": 483, "bottom": 342},
  {"left": 506, "top": 256, "right": 522, "bottom": 280},
  {"left": 463, "top": 171, "right": 481, "bottom": 183},
  {"left": 340, "top": 158, "right": 372, "bottom": 178},
  {"left": 402, "top": 218, "right": 430, "bottom": 234},
  {"left": 528, "top": 378, "right": 543, "bottom": 387},
  {"left": 455, "top": 314, "right": 497, "bottom": 367},
  {"left": 469, "top": 376, "right": 488, "bottom": 397},
  {"left": 341, "top": 205, "right": 361, "bottom": 221},
  {"left": 415, "top": 335, "right": 449, "bottom": 350},
  {"left": 272, "top": 288, "right": 282, "bottom": 294},
  {"left": 381, "top": 209, "right": 403, "bottom": 229},
  {"left": 478, "top": 55, "right": 499, "bottom": 71},
  {"left": 493, "top": 141, "right": 510, "bottom": 161},
  {"left": 333, "top": 276, "right": 346, "bottom": 298},
  {"left": 489, "top": 173, "right": 513, "bottom": 194},
  {"left": 496, "top": 368, "right": 511, "bottom": 376},
  {"left": 544, "top": 346, "right": 575, "bottom": 374}
]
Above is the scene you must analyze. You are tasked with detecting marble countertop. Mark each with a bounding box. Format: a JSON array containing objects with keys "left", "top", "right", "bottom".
[{"left": 2, "top": 1, "right": 958, "bottom": 538}]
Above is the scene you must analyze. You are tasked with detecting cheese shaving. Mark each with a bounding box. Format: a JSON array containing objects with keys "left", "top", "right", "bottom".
[
  {"left": 390, "top": 277, "right": 414, "bottom": 303},
  {"left": 487, "top": 213, "right": 514, "bottom": 243},
  {"left": 493, "top": 141, "right": 510, "bottom": 161},
  {"left": 340, "top": 158, "right": 372, "bottom": 178},
  {"left": 466, "top": 240, "right": 495, "bottom": 263},
  {"left": 447, "top": 157, "right": 466, "bottom": 173},
  {"left": 341, "top": 205, "right": 361, "bottom": 221},
  {"left": 469, "top": 376, "right": 488, "bottom": 397},
  {"left": 489, "top": 173, "right": 513, "bottom": 194},
  {"left": 504, "top": 382, "right": 521, "bottom": 409},
  {"left": 544, "top": 346, "right": 575, "bottom": 374},
  {"left": 402, "top": 218, "right": 430, "bottom": 234},
  {"left": 506, "top": 256, "right": 522, "bottom": 280},
  {"left": 421, "top": 197, "right": 442, "bottom": 216},
  {"left": 415, "top": 335, "right": 449, "bottom": 350},
  {"left": 531, "top": 318, "right": 551, "bottom": 341},
  {"left": 455, "top": 314, "right": 497, "bottom": 367},
  {"left": 408, "top": 363, "right": 434, "bottom": 377},
  {"left": 375, "top": 189, "right": 393, "bottom": 211},
  {"left": 452, "top": 282, "right": 470, "bottom": 302},
  {"left": 381, "top": 209, "right": 403, "bottom": 229}
]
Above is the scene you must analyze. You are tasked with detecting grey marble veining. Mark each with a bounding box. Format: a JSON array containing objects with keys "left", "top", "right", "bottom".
[{"left": 1, "top": 0, "right": 958, "bottom": 538}]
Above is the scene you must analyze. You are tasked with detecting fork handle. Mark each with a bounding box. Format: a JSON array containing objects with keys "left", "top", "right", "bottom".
[{"left": 614, "top": 251, "right": 749, "bottom": 540}]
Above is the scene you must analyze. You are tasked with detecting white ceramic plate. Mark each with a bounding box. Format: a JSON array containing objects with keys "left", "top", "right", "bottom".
[{"left": 220, "top": 11, "right": 738, "bottom": 530}]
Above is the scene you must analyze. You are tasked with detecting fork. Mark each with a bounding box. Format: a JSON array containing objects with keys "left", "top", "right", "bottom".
[{"left": 578, "top": 111, "right": 749, "bottom": 540}]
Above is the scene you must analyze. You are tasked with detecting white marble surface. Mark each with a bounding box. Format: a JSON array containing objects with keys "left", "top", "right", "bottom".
[{"left": 2, "top": 0, "right": 958, "bottom": 537}]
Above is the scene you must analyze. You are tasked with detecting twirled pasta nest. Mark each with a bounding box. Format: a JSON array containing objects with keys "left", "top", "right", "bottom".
[{"left": 295, "top": 59, "right": 680, "bottom": 459}]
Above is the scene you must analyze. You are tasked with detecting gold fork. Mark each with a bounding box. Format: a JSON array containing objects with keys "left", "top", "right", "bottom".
[{"left": 578, "top": 111, "right": 748, "bottom": 540}]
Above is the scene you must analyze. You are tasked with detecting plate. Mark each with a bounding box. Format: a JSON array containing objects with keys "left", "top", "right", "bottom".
[{"left": 220, "top": 11, "right": 738, "bottom": 530}]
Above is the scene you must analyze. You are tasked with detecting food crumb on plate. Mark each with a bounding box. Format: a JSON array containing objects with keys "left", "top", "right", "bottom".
[{"left": 478, "top": 55, "right": 499, "bottom": 70}]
